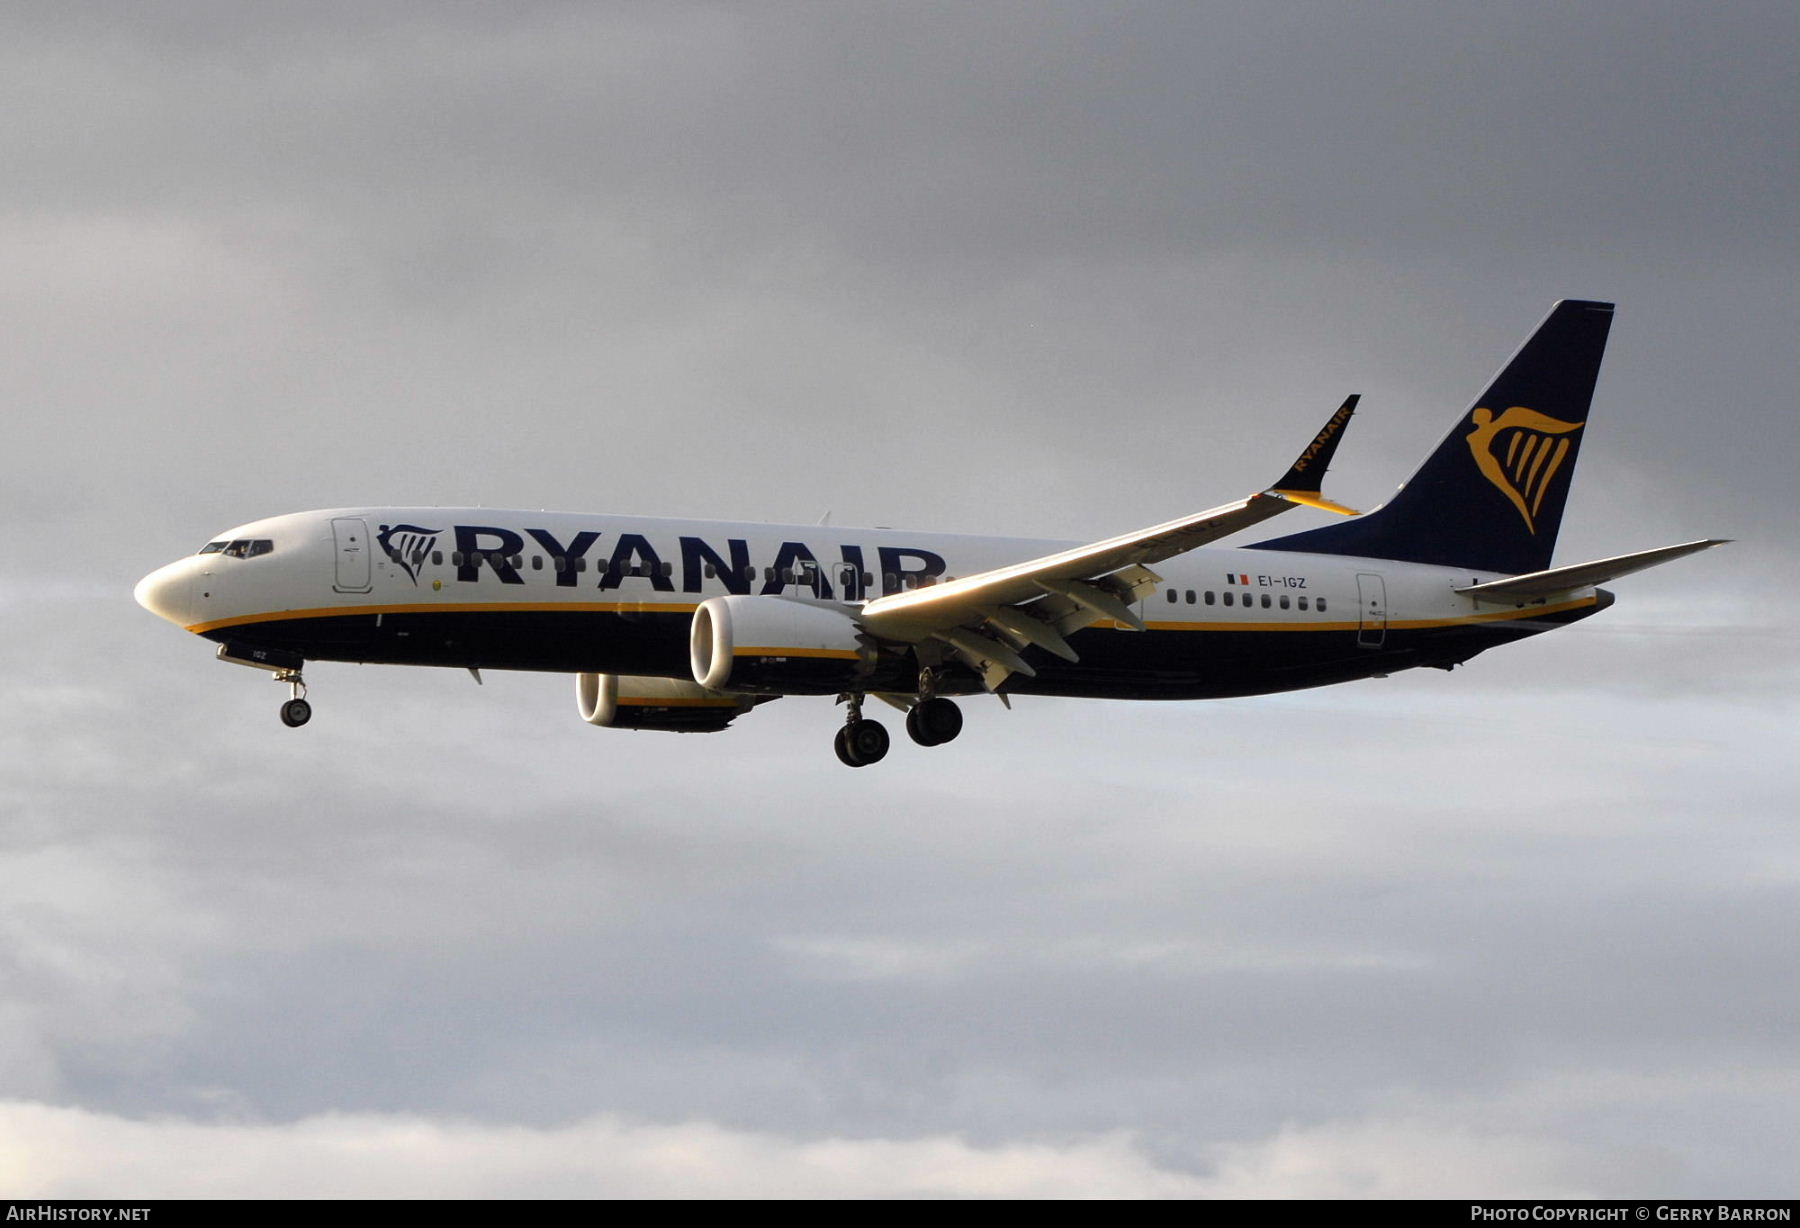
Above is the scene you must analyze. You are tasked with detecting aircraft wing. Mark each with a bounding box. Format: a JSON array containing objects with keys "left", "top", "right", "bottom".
[
  {"left": 856, "top": 397, "right": 1361, "bottom": 690},
  {"left": 1454, "top": 539, "right": 1729, "bottom": 601}
]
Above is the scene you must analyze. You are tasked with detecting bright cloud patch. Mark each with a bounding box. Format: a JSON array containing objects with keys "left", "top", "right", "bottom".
[{"left": 1, "top": 1100, "right": 1623, "bottom": 1199}]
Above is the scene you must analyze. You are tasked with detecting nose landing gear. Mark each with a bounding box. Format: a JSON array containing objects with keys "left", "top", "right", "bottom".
[
  {"left": 275, "top": 670, "right": 312, "bottom": 727},
  {"left": 215, "top": 644, "right": 315, "bottom": 729}
]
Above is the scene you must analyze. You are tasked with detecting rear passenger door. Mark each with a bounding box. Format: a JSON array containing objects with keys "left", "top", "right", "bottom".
[{"left": 1355, "top": 572, "right": 1387, "bottom": 648}]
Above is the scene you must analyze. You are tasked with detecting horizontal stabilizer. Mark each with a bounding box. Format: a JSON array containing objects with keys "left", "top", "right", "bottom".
[{"left": 1455, "top": 539, "right": 1728, "bottom": 600}]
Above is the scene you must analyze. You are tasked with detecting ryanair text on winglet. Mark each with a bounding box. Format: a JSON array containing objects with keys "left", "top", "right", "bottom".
[{"left": 1288, "top": 401, "right": 1355, "bottom": 474}]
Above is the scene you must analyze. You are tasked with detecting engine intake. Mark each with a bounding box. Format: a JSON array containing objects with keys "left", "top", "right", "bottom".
[
  {"left": 576, "top": 673, "right": 755, "bottom": 733},
  {"left": 690, "top": 595, "right": 887, "bottom": 695}
]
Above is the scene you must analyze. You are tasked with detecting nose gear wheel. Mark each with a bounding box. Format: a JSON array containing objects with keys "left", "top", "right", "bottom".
[{"left": 275, "top": 669, "right": 312, "bottom": 728}]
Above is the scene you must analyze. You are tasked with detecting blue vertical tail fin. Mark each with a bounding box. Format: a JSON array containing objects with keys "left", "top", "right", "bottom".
[{"left": 1251, "top": 300, "right": 1614, "bottom": 575}]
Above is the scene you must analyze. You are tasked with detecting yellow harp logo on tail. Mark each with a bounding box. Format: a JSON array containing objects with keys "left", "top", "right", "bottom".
[{"left": 1465, "top": 407, "right": 1585, "bottom": 534}]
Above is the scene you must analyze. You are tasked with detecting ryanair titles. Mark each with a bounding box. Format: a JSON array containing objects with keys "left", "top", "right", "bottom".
[
  {"left": 377, "top": 523, "right": 947, "bottom": 602},
  {"left": 1287, "top": 398, "right": 1356, "bottom": 475}
]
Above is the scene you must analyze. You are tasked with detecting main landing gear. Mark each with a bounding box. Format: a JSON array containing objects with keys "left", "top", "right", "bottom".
[
  {"left": 906, "top": 696, "right": 963, "bottom": 747},
  {"left": 276, "top": 669, "right": 312, "bottom": 728},
  {"left": 834, "top": 713, "right": 890, "bottom": 767},
  {"left": 834, "top": 674, "right": 964, "bottom": 767}
]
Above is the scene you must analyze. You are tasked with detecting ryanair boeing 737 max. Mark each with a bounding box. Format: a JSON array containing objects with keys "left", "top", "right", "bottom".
[{"left": 134, "top": 300, "right": 1723, "bottom": 765}]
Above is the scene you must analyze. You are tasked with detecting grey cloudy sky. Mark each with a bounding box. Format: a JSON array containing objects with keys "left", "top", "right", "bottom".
[{"left": 2, "top": 1, "right": 1794, "bottom": 1198}]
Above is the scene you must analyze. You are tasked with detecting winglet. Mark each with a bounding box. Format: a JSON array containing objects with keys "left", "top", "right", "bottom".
[{"left": 1266, "top": 395, "right": 1361, "bottom": 516}]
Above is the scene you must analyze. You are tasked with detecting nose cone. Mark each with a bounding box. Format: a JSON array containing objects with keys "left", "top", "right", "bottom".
[{"left": 134, "top": 559, "right": 195, "bottom": 627}]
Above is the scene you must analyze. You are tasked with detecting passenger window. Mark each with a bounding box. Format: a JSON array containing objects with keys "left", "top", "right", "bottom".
[
  {"left": 451, "top": 552, "right": 463, "bottom": 566},
  {"left": 1166, "top": 590, "right": 1177, "bottom": 603},
  {"left": 862, "top": 572, "right": 874, "bottom": 587},
  {"left": 704, "top": 563, "right": 717, "bottom": 579},
  {"left": 1204, "top": 591, "right": 1215, "bottom": 605},
  {"left": 1279, "top": 595, "right": 1289, "bottom": 610},
  {"left": 432, "top": 551, "right": 443, "bottom": 565},
  {"left": 1318, "top": 597, "right": 1328, "bottom": 612},
  {"left": 531, "top": 556, "right": 543, "bottom": 571},
  {"left": 1186, "top": 590, "right": 1196, "bottom": 604},
  {"left": 1298, "top": 596, "right": 1308, "bottom": 611},
  {"left": 1261, "top": 594, "right": 1271, "bottom": 608},
  {"left": 1223, "top": 592, "right": 1234, "bottom": 607}
]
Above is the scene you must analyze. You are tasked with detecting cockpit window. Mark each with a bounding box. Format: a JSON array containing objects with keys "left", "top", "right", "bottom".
[{"left": 207, "top": 539, "right": 274, "bottom": 559}]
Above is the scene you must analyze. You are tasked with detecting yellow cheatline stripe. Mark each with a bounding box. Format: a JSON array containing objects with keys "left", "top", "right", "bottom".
[
  {"left": 1145, "top": 619, "right": 1363, "bottom": 633},
  {"left": 190, "top": 593, "right": 1596, "bottom": 639},
  {"left": 185, "top": 599, "right": 701, "bottom": 634},
  {"left": 1389, "top": 595, "right": 1597, "bottom": 628},
  {"left": 732, "top": 646, "right": 861, "bottom": 660}
]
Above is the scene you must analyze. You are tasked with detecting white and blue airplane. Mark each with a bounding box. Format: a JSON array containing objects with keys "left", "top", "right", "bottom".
[{"left": 135, "top": 300, "right": 1722, "bottom": 765}]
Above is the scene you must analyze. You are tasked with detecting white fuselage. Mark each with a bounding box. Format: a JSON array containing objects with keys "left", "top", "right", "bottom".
[{"left": 135, "top": 506, "right": 1599, "bottom": 700}]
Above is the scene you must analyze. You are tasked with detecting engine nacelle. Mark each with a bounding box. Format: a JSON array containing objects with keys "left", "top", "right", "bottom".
[
  {"left": 691, "top": 595, "right": 887, "bottom": 695},
  {"left": 576, "top": 673, "right": 755, "bottom": 733}
]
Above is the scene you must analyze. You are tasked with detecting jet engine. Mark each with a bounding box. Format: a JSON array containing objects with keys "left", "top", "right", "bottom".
[
  {"left": 691, "top": 595, "right": 898, "bottom": 695},
  {"left": 575, "top": 672, "right": 757, "bottom": 733}
]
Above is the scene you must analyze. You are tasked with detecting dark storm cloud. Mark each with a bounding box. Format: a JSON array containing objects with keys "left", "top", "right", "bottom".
[
  {"left": 7, "top": 6, "right": 1790, "bottom": 278},
  {"left": 4, "top": 1, "right": 1792, "bottom": 535}
]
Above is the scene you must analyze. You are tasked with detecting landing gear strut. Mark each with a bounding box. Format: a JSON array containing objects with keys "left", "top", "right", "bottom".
[
  {"left": 834, "top": 693, "right": 889, "bottom": 767},
  {"left": 275, "top": 669, "right": 312, "bottom": 728}
]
